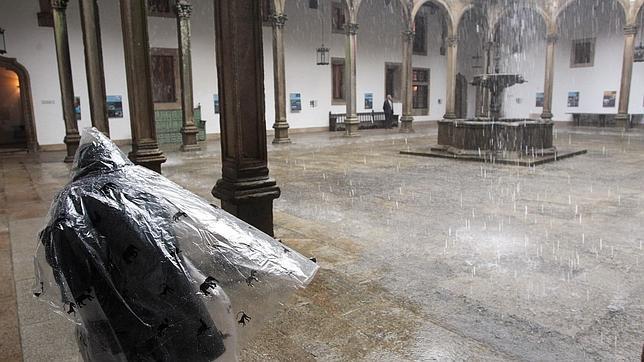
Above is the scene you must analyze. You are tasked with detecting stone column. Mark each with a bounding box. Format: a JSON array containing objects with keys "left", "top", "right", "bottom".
[
  {"left": 270, "top": 11, "right": 291, "bottom": 144},
  {"left": 444, "top": 35, "right": 458, "bottom": 120},
  {"left": 212, "top": 0, "right": 281, "bottom": 236},
  {"left": 79, "top": 0, "right": 109, "bottom": 135},
  {"left": 541, "top": 33, "right": 557, "bottom": 120},
  {"left": 344, "top": 22, "right": 360, "bottom": 136},
  {"left": 400, "top": 28, "right": 415, "bottom": 132},
  {"left": 615, "top": 24, "right": 638, "bottom": 128},
  {"left": 51, "top": 0, "right": 80, "bottom": 163},
  {"left": 119, "top": 0, "right": 166, "bottom": 173},
  {"left": 176, "top": 0, "right": 200, "bottom": 151},
  {"left": 475, "top": 41, "right": 493, "bottom": 118}
]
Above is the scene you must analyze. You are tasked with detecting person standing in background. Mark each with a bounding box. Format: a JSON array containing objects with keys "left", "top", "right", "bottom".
[{"left": 383, "top": 94, "right": 394, "bottom": 129}]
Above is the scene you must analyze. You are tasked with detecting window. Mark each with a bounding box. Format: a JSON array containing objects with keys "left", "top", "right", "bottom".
[
  {"left": 309, "top": 0, "right": 319, "bottom": 9},
  {"left": 37, "top": 0, "right": 53, "bottom": 27},
  {"left": 385, "top": 63, "right": 402, "bottom": 102},
  {"left": 412, "top": 68, "right": 429, "bottom": 115},
  {"left": 332, "top": 58, "right": 345, "bottom": 103},
  {"left": 571, "top": 38, "right": 595, "bottom": 68},
  {"left": 147, "top": 0, "right": 175, "bottom": 17},
  {"left": 332, "top": 2, "right": 346, "bottom": 34},
  {"left": 150, "top": 48, "right": 180, "bottom": 109},
  {"left": 413, "top": 14, "right": 427, "bottom": 55}
]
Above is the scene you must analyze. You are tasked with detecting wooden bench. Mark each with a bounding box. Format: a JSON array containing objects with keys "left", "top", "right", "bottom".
[
  {"left": 570, "top": 113, "right": 644, "bottom": 128},
  {"left": 329, "top": 111, "right": 399, "bottom": 131},
  {"left": 570, "top": 113, "right": 616, "bottom": 127}
]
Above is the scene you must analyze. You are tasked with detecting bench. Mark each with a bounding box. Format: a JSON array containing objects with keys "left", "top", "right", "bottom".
[
  {"left": 570, "top": 113, "right": 644, "bottom": 128},
  {"left": 329, "top": 111, "right": 399, "bottom": 131},
  {"left": 570, "top": 113, "right": 617, "bottom": 127}
]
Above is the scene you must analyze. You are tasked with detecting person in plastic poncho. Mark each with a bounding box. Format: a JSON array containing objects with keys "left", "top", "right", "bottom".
[{"left": 34, "top": 128, "right": 318, "bottom": 361}]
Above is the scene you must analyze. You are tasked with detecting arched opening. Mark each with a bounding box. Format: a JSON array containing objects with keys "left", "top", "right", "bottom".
[
  {"left": 354, "top": 0, "right": 408, "bottom": 115},
  {"left": 407, "top": 0, "right": 452, "bottom": 118},
  {"left": 555, "top": 0, "right": 626, "bottom": 119},
  {"left": 492, "top": 5, "right": 548, "bottom": 118},
  {"left": 0, "top": 56, "right": 37, "bottom": 152},
  {"left": 456, "top": 5, "right": 487, "bottom": 118}
]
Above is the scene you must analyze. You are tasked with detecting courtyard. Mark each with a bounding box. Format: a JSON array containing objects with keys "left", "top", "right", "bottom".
[{"left": 1, "top": 124, "right": 642, "bottom": 361}]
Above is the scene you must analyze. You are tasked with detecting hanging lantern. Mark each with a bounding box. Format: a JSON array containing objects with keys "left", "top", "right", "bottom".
[
  {"left": 0, "top": 28, "right": 6, "bottom": 55},
  {"left": 316, "top": 45, "right": 329, "bottom": 65}
]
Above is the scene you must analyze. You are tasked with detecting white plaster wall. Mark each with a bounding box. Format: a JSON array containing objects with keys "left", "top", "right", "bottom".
[
  {"left": 497, "top": 12, "right": 548, "bottom": 119},
  {"left": 550, "top": 2, "right": 625, "bottom": 121},
  {"left": 1, "top": 0, "right": 642, "bottom": 146}
]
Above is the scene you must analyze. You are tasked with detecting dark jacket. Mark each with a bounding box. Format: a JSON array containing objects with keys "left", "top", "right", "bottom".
[
  {"left": 383, "top": 99, "right": 394, "bottom": 118},
  {"left": 37, "top": 134, "right": 226, "bottom": 361}
]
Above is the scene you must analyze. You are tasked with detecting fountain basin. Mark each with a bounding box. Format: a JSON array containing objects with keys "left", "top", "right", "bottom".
[{"left": 435, "top": 118, "right": 555, "bottom": 157}]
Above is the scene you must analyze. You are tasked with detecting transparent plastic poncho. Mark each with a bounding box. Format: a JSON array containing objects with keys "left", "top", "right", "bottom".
[{"left": 33, "top": 128, "right": 318, "bottom": 361}]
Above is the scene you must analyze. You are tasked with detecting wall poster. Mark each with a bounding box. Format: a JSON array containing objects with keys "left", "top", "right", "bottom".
[
  {"left": 213, "top": 94, "right": 220, "bottom": 114},
  {"left": 74, "top": 97, "right": 81, "bottom": 120},
  {"left": 603, "top": 91, "right": 616, "bottom": 108},
  {"left": 290, "top": 93, "right": 302, "bottom": 112},
  {"left": 535, "top": 92, "right": 544, "bottom": 107},
  {"left": 567, "top": 91, "right": 579, "bottom": 108},
  {"left": 106, "top": 95, "right": 123, "bottom": 118},
  {"left": 364, "top": 93, "right": 373, "bottom": 110}
]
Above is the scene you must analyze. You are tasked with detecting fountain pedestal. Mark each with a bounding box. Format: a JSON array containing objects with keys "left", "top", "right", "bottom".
[
  {"left": 400, "top": 73, "right": 587, "bottom": 166},
  {"left": 435, "top": 118, "right": 555, "bottom": 157}
]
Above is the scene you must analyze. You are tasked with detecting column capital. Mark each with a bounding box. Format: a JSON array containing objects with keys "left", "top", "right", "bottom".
[
  {"left": 270, "top": 13, "right": 288, "bottom": 28},
  {"left": 447, "top": 36, "right": 458, "bottom": 48},
  {"left": 624, "top": 24, "right": 638, "bottom": 35},
  {"left": 346, "top": 22, "right": 359, "bottom": 35},
  {"left": 546, "top": 33, "right": 558, "bottom": 44},
  {"left": 176, "top": 1, "right": 193, "bottom": 19},
  {"left": 51, "top": 0, "right": 69, "bottom": 10},
  {"left": 402, "top": 29, "right": 415, "bottom": 41}
]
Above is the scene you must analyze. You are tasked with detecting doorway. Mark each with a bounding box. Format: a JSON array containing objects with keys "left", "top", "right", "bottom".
[{"left": 0, "top": 56, "right": 37, "bottom": 152}]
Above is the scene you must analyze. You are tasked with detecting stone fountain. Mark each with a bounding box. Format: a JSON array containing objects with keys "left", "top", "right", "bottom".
[{"left": 401, "top": 72, "right": 586, "bottom": 166}]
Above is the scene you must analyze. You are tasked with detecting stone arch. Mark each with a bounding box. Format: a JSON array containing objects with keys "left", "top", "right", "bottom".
[
  {"left": 491, "top": 3, "right": 554, "bottom": 35},
  {"left": 411, "top": 0, "right": 455, "bottom": 36},
  {"left": 631, "top": 0, "right": 644, "bottom": 25},
  {"left": 456, "top": 3, "right": 489, "bottom": 36},
  {"left": 351, "top": 0, "right": 414, "bottom": 25},
  {"left": 554, "top": 0, "right": 628, "bottom": 25},
  {"left": 0, "top": 56, "right": 38, "bottom": 152}
]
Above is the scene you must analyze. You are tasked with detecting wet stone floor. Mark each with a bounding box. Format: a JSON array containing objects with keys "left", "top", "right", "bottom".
[{"left": 1, "top": 123, "right": 643, "bottom": 361}]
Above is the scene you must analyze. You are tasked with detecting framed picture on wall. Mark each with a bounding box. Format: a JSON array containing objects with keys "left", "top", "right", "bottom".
[
  {"left": 634, "top": 45, "right": 644, "bottom": 62},
  {"left": 364, "top": 93, "right": 373, "bottom": 110},
  {"left": 213, "top": 94, "right": 219, "bottom": 114},
  {"left": 603, "top": 91, "right": 616, "bottom": 108},
  {"left": 106, "top": 96, "right": 123, "bottom": 118},
  {"left": 74, "top": 97, "right": 81, "bottom": 120},
  {"left": 567, "top": 91, "right": 579, "bottom": 108},
  {"left": 290, "top": 93, "right": 302, "bottom": 112},
  {"left": 535, "top": 92, "right": 544, "bottom": 107}
]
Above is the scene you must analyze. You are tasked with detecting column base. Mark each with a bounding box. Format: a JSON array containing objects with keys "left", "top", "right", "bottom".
[
  {"left": 540, "top": 112, "right": 553, "bottom": 121},
  {"left": 212, "top": 177, "right": 281, "bottom": 236},
  {"left": 614, "top": 113, "right": 630, "bottom": 129},
  {"left": 344, "top": 117, "right": 360, "bottom": 137},
  {"left": 443, "top": 112, "right": 457, "bottom": 120},
  {"left": 63, "top": 132, "right": 81, "bottom": 163},
  {"left": 180, "top": 125, "right": 201, "bottom": 151},
  {"left": 129, "top": 141, "right": 167, "bottom": 173},
  {"left": 272, "top": 122, "right": 292, "bottom": 144},
  {"left": 399, "top": 116, "right": 415, "bottom": 133}
]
